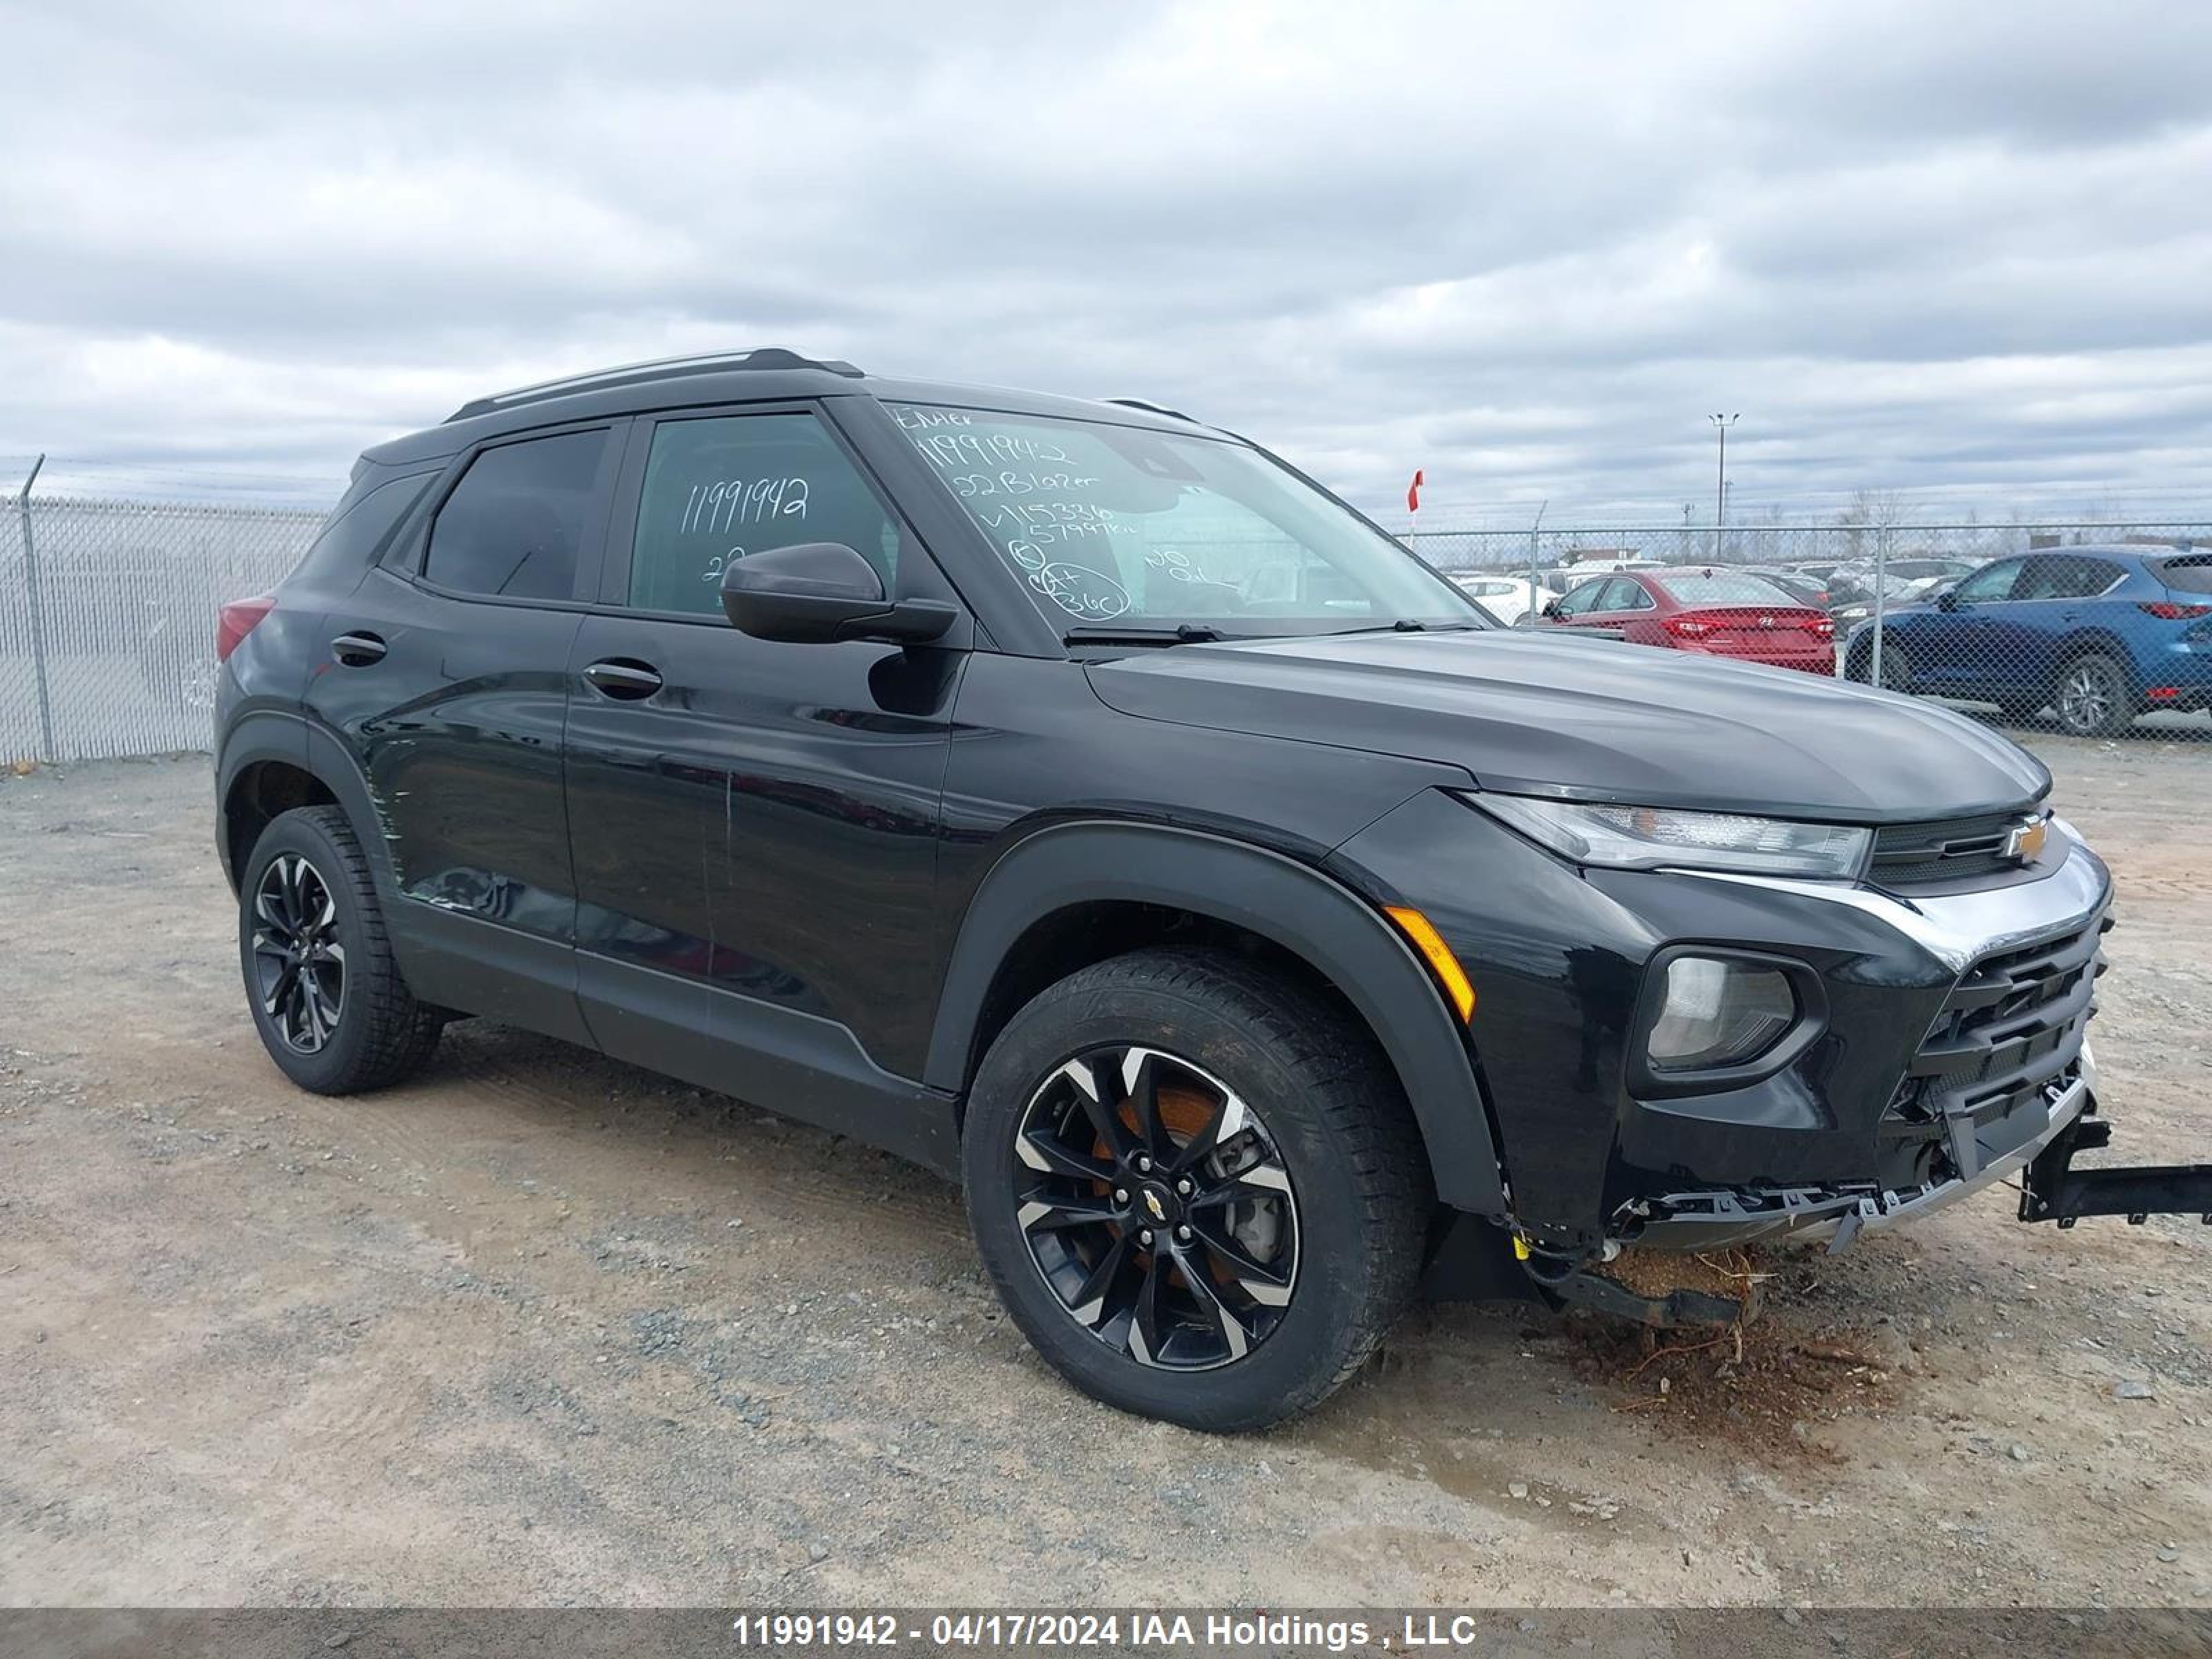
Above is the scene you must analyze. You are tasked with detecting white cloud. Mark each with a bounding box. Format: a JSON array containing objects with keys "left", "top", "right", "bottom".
[{"left": 2, "top": 0, "right": 2211, "bottom": 521}]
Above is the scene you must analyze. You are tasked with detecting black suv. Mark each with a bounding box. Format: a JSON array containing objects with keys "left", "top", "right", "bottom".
[{"left": 214, "top": 350, "right": 2182, "bottom": 1430}]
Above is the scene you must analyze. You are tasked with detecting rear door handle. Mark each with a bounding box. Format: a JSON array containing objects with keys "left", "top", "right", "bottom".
[
  {"left": 583, "top": 659, "right": 664, "bottom": 700},
  {"left": 331, "top": 631, "right": 386, "bottom": 666}
]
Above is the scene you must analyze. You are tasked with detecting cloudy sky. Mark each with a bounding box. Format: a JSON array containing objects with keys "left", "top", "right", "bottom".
[{"left": 4, "top": 1, "right": 2211, "bottom": 525}]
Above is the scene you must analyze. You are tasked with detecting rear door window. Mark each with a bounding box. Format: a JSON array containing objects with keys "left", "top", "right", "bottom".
[
  {"left": 424, "top": 429, "right": 611, "bottom": 601},
  {"left": 626, "top": 413, "right": 899, "bottom": 617},
  {"left": 1600, "top": 579, "right": 1653, "bottom": 611},
  {"left": 2011, "top": 556, "right": 2072, "bottom": 602},
  {"left": 2065, "top": 558, "right": 2125, "bottom": 598}
]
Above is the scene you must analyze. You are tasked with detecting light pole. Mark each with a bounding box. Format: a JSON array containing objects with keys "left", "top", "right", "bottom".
[
  {"left": 1709, "top": 413, "right": 1738, "bottom": 559},
  {"left": 1526, "top": 499, "right": 1548, "bottom": 615}
]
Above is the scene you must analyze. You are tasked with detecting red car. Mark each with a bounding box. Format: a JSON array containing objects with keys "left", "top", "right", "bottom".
[{"left": 1537, "top": 568, "right": 1836, "bottom": 674}]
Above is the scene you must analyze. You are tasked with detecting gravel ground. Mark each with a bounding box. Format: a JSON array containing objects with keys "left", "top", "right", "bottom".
[{"left": 1, "top": 738, "right": 2208, "bottom": 1609}]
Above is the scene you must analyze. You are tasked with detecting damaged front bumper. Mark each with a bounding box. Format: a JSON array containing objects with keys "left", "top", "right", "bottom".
[
  {"left": 1610, "top": 837, "right": 2212, "bottom": 1255},
  {"left": 1347, "top": 790, "right": 2209, "bottom": 1273},
  {"left": 1622, "top": 1045, "right": 2097, "bottom": 1253}
]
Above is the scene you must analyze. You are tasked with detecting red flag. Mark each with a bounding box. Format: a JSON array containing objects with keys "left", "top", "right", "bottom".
[{"left": 1406, "top": 469, "right": 1424, "bottom": 514}]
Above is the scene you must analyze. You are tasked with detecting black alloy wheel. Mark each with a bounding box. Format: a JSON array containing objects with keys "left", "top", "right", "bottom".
[
  {"left": 963, "top": 946, "right": 1425, "bottom": 1430},
  {"left": 251, "top": 852, "right": 346, "bottom": 1052},
  {"left": 1011, "top": 1044, "right": 1299, "bottom": 1370},
  {"left": 238, "top": 805, "right": 444, "bottom": 1094}
]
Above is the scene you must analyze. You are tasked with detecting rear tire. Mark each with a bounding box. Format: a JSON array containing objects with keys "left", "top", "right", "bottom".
[
  {"left": 962, "top": 947, "right": 1427, "bottom": 1432},
  {"left": 238, "top": 805, "right": 442, "bottom": 1094},
  {"left": 2052, "top": 652, "right": 2133, "bottom": 737}
]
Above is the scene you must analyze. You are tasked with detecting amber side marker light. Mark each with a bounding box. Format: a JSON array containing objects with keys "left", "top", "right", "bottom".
[{"left": 1385, "top": 906, "right": 1477, "bottom": 1022}]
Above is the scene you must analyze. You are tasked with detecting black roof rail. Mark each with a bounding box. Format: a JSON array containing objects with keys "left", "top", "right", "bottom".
[
  {"left": 1103, "top": 396, "right": 1199, "bottom": 423},
  {"left": 444, "top": 346, "right": 865, "bottom": 424}
]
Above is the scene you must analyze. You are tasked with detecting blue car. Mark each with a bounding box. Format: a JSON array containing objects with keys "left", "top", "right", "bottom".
[{"left": 1844, "top": 545, "right": 2212, "bottom": 735}]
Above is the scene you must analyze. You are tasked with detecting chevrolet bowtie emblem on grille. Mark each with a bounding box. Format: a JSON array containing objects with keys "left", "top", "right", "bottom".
[
  {"left": 2003, "top": 816, "right": 2049, "bottom": 864},
  {"left": 1142, "top": 1190, "right": 1167, "bottom": 1221}
]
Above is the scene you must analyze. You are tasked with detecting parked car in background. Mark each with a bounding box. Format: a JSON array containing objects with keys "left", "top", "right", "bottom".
[
  {"left": 1844, "top": 545, "right": 2212, "bottom": 734},
  {"left": 1784, "top": 560, "right": 1849, "bottom": 585},
  {"left": 1827, "top": 555, "right": 1982, "bottom": 609},
  {"left": 1537, "top": 568, "right": 1836, "bottom": 673},
  {"left": 1446, "top": 572, "right": 1543, "bottom": 625},
  {"left": 1738, "top": 566, "right": 1835, "bottom": 609},
  {"left": 1855, "top": 556, "right": 1983, "bottom": 588},
  {"left": 1828, "top": 574, "right": 1949, "bottom": 633}
]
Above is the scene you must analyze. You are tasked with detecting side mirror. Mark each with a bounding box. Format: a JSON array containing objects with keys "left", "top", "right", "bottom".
[
  {"left": 719, "top": 543, "right": 957, "bottom": 645},
  {"left": 1935, "top": 589, "right": 1961, "bottom": 612},
  {"left": 1540, "top": 600, "right": 1563, "bottom": 621}
]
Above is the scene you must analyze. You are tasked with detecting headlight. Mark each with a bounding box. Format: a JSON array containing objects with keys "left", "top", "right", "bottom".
[
  {"left": 1647, "top": 956, "right": 1797, "bottom": 1071},
  {"left": 1464, "top": 794, "right": 1871, "bottom": 879}
]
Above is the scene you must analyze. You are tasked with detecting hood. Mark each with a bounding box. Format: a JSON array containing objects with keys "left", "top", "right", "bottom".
[{"left": 1085, "top": 630, "right": 2049, "bottom": 825}]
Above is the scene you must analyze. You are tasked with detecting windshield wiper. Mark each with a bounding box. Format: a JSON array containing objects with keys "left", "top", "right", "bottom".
[
  {"left": 1062, "top": 623, "right": 1228, "bottom": 646},
  {"left": 1330, "top": 619, "right": 1482, "bottom": 635}
]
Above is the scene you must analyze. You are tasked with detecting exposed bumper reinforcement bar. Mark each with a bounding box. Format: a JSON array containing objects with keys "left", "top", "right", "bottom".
[
  {"left": 2019, "top": 1112, "right": 2212, "bottom": 1228},
  {"left": 1808, "top": 1065, "right": 2093, "bottom": 1251},
  {"left": 1628, "top": 1060, "right": 2094, "bottom": 1253}
]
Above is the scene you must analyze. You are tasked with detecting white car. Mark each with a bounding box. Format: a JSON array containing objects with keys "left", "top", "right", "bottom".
[{"left": 1447, "top": 573, "right": 1545, "bottom": 626}]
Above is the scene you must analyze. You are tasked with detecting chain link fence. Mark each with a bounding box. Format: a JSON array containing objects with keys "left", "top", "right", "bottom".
[
  {"left": 1411, "top": 521, "right": 2212, "bottom": 740},
  {"left": 4, "top": 491, "right": 2211, "bottom": 763},
  {"left": 3, "top": 491, "right": 328, "bottom": 763}
]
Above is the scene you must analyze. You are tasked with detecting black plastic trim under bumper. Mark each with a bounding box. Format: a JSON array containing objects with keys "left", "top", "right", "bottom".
[{"left": 2019, "top": 1113, "right": 2212, "bottom": 1228}]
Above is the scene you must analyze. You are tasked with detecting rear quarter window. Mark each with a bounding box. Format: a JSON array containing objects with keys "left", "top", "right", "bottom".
[{"left": 295, "top": 473, "right": 431, "bottom": 583}]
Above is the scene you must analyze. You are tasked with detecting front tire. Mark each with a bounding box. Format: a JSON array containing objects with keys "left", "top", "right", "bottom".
[
  {"left": 962, "top": 948, "right": 1427, "bottom": 1432},
  {"left": 238, "top": 805, "right": 442, "bottom": 1094},
  {"left": 1847, "top": 635, "right": 1911, "bottom": 691}
]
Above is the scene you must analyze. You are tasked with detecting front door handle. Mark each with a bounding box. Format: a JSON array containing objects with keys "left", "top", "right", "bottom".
[
  {"left": 331, "top": 631, "right": 386, "bottom": 666},
  {"left": 583, "top": 659, "right": 664, "bottom": 700}
]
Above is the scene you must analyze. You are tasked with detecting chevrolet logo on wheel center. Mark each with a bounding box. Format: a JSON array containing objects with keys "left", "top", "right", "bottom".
[{"left": 211, "top": 346, "right": 2212, "bottom": 1432}]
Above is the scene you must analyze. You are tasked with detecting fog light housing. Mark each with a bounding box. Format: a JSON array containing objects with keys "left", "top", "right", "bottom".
[{"left": 1647, "top": 955, "right": 1797, "bottom": 1073}]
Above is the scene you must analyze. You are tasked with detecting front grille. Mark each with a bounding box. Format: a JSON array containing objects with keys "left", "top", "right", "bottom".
[
  {"left": 1880, "top": 914, "right": 2107, "bottom": 1181},
  {"left": 1871, "top": 810, "right": 2039, "bottom": 887}
]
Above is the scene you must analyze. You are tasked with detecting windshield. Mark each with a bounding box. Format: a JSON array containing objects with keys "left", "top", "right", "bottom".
[{"left": 888, "top": 404, "right": 1485, "bottom": 635}]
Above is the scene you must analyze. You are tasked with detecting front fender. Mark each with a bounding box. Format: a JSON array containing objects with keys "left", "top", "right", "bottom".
[{"left": 924, "top": 821, "right": 1507, "bottom": 1217}]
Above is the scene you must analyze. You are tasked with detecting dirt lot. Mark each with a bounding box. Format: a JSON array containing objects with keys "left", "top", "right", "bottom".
[{"left": 3, "top": 738, "right": 2209, "bottom": 1609}]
